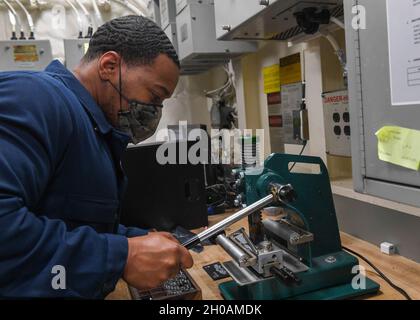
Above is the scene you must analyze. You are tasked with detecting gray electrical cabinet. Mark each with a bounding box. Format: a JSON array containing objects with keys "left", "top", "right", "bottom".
[
  {"left": 176, "top": 0, "right": 213, "bottom": 14},
  {"left": 163, "top": 20, "right": 213, "bottom": 75},
  {"left": 176, "top": 2, "right": 257, "bottom": 66},
  {"left": 214, "top": 0, "right": 277, "bottom": 39},
  {"left": 0, "top": 40, "right": 53, "bottom": 71},
  {"left": 160, "top": 0, "right": 177, "bottom": 29},
  {"left": 345, "top": 0, "right": 420, "bottom": 207},
  {"left": 214, "top": 0, "right": 342, "bottom": 41},
  {"left": 147, "top": 0, "right": 161, "bottom": 26},
  {"left": 64, "top": 39, "right": 90, "bottom": 71}
]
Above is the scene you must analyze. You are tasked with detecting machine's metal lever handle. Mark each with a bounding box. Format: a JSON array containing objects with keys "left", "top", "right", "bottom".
[
  {"left": 182, "top": 235, "right": 201, "bottom": 250},
  {"left": 182, "top": 184, "right": 296, "bottom": 250},
  {"left": 182, "top": 194, "right": 275, "bottom": 249}
]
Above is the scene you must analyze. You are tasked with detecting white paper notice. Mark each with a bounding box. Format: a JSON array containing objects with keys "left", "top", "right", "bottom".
[{"left": 387, "top": 0, "right": 420, "bottom": 106}]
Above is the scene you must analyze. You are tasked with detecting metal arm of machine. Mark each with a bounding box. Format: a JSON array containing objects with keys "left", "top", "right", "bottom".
[{"left": 182, "top": 183, "right": 296, "bottom": 249}]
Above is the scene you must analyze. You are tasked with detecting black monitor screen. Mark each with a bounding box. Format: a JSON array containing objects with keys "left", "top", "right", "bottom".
[{"left": 120, "top": 141, "right": 208, "bottom": 231}]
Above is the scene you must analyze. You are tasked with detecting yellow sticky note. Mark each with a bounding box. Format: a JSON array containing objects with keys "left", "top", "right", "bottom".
[
  {"left": 263, "top": 64, "right": 280, "bottom": 94},
  {"left": 375, "top": 126, "right": 420, "bottom": 171}
]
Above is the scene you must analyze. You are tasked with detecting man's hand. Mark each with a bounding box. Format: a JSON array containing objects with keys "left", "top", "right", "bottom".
[{"left": 123, "top": 232, "right": 194, "bottom": 290}]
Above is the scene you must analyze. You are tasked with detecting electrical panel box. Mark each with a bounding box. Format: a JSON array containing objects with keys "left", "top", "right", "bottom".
[
  {"left": 281, "top": 83, "right": 306, "bottom": 145},
  {"left": 345, "top": 0, "right": 420, "bottom": 206},
  {"left": 214, "top": 0, "right": 342, "bottom": 41},
  {"left": 176, "top": 2, "right": 257, "bottom": 67},
  {"left": 163, "top": 22, "right": 211, "bottom": 75},
  {"left": 160, "top": 0, "right": 177, "bottom": 29},
  {"left": 176, "top": 0, "right": 213, "bottom": 15},
  {"left": 147, "top": 0, "right": 161, "bottom": 26},
  {"left": 323, "top": 90, "right": 351, "bottom": 157},
  {"left": 64, "top": 39, "right": 90, "bottom": 71},
  {"left": 0, "top": 40, "right": 53, "bottom": 71}
]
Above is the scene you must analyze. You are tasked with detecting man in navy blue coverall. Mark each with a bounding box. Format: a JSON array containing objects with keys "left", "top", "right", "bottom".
[{"left": 0, "top": 15, "right": 193, "bottom": 298}]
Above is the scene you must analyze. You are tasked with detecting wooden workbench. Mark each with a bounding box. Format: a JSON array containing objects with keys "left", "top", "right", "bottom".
[{"left": 107, "top": 212, "right": 420, "bottom": 300}]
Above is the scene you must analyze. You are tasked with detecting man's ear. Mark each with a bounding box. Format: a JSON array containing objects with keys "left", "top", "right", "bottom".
[{"left": 97, "top": 51, "right": 121, "bottom": 82}]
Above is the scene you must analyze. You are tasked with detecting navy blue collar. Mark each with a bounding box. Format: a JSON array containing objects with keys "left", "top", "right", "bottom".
[{"left": 45, "top": 60, "right": 115, "bottom": 135}]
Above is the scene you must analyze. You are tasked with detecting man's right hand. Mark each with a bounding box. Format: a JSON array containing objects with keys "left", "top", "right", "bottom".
[{"left": 122, "top": 232, "right": 194, "bottom": 290}]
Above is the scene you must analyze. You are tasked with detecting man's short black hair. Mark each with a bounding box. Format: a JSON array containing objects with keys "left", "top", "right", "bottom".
[{"left": 83, "top": 15, "right": 180, "bottom": 68}]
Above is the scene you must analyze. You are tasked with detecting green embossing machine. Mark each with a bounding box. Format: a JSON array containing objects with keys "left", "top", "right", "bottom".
[{"left": 183, "top": 154, "right": 380, "bottom": 300}]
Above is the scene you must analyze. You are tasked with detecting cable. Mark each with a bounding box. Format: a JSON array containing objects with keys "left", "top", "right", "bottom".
[
  {"left": 65, "top": 0, "right": 84, "bottom": 38},
  {"left": 130, "top": 0, "right": 148, "bottom": 14},
  {"left": 321, "top": 30, "right": 347, "bottom": 79},
  {"left": 342, "top": 246, "right": 412, "bottom": 300},
  {"left": 6, "top": 9, "right": 17, "bottom": 39},
  {"left": 205, "top": 66, "right": 231, "bottom": 97},
  {"left": 330, "top": 16, "right": 345, "bottom": 29},
  {"left": 14, "top": 0, "right": 35, "bottom": 39},
  {"left": 288, "top": 141, "right": 307, "bottom": 172},
  {"left": 322, "top": 30, "right": 340, "bottom": 52},
  {"left": 91, "top": 0, "right": 102, "bottom": 25},
  {"left": 124, "top": 0, "right": 144, "bottom": 16},
  {"left": 3, "top": 0, "right": 20, "bottom": 39},
  {"left": 288, "top": 79, "right": 308, "bottom": 172},
  {"left": 112, "top": 0, "right": 144, "bottom": 16}
]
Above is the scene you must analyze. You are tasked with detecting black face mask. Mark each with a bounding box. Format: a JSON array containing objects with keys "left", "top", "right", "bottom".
[{"left": 108, "top": 63, "right": 163, "bottom": 144}]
